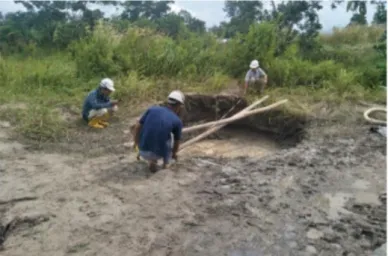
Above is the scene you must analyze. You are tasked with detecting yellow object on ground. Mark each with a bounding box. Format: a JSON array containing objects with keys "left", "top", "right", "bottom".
[
  {"left": 88, "top": 117, "right": 105, "bottom": 129},
  {"left": 98, "top": 120, "right": 109, "bottom": 127},
  {"left": 88, "top": 111, "right": 111, "bottom": 129}
]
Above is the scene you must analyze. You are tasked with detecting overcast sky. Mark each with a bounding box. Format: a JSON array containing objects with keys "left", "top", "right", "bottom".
[{"left": 0, "top": 0, "right": 377, "bottom": 32}]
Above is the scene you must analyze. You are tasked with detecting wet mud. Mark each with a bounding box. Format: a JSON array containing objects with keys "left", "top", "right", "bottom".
[
  {"left": 0, "top": 93, "right": 386, "bottom": 256},
  {"left": 181, "top": 128, "right": 386, "bottom": 256}
]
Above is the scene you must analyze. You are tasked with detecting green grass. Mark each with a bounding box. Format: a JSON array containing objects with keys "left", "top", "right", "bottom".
[
  {"left": 0, "top": 23, "right": 386, "bottom": 143},
  {"left": 320, "top": 25, "right": 385, "bottom": 46}
]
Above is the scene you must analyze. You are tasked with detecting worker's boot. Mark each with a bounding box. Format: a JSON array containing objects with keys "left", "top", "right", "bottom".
[
  {"left": 149, "top": 161, "right": 157, "bottom": 173},
  {"left": 98, "top": 113, "right": 110, "bottom": 127},
  {"left": 88, "top": 118, "right": 105, "bottom": 129},
  {"left": 98, "top": 120, "right": 109, "bottom": 127}
]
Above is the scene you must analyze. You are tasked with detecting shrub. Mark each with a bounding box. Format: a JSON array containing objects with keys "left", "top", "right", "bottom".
[{"left": 71, "top": 22, "right": 121, "bottom": 79}]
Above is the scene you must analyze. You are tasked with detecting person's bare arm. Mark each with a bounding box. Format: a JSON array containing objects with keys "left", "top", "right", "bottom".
[
  {"left": 170, "top": 120, "right": 183, "bottom": 162},
  {"left": 244, "top": 81, "right": 249, "bottom": 94},
  {"left": 133, "top": 122, "right": 142, "bottom": 147},
  {"left": 133, "top": 110, "right": 149, "bottom": 147},
  {"left": 244, "top": 70, "right": 250, "bottom": 94},
  {"left": 172, "top": 140, "right": 180, "bottom": 159}
]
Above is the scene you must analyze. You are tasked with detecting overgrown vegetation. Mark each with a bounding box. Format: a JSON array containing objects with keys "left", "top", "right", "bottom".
[{"left": 0, "top": 0, "right": 386, "bottom": 142}]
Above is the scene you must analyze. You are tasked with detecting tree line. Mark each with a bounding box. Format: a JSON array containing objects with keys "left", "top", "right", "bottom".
[{"left": 0, "top": 0, "right": 386, "bottom": 54}]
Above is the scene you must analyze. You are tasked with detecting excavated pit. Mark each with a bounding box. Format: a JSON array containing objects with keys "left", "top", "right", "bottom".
[{"left": 177, "top": 93, "right": 307, "bottom": 158}]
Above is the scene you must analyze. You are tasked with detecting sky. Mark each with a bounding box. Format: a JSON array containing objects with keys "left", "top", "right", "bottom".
[{"left": 0, "top": 0, "right": 378, "bottom": 33}]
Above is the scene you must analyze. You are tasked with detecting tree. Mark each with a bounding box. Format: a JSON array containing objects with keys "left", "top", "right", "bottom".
[
  {"left": 120, "top": 1, "right": 173, "bottom": 22},
  {"left": 346, "top": 1, "right": 368, "bottom": 25},
  {"left": 223, "top": 0, "right": 265, "bottom": 36},
  {"left": 372, "top": 0, "right": 386, "bottom": 24},
  {"left": 156, "top": 13, "right": 187, "bottom": 39},
  {"left": 216, "top": 0, "right": 324, "bottom": 56},
  {"left": 272, "top": 1, "right": 323, "bottom": 45},
  {"left": 4, "top": 1, "right": 118, "bottom": 49},
  {"left": 178, "top": 10, "right": 205, "bottom": 34}
]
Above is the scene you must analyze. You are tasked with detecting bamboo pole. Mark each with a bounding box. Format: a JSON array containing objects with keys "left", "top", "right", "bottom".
[
  {"left": 183, "top": 95, "right": 270, "bottom": 134},
  {"left": 179, "top": 96, "right": 269, "bottom": 151},
  {"left": 182, "top": 99, "right": 288, "bottom": 134},
  {"left": 179, "top": 98, "right": 288, "bottom": 151}
]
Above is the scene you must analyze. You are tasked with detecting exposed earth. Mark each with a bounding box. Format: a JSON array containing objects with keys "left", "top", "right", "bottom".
[{"left": 0, "top": 94, "right": 386, "bottom": 256}]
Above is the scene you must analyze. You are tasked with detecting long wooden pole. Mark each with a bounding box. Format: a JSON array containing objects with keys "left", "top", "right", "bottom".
[
  {"left": 179, "top": 96, "right": 269, "bottom": 151},
  {"left": 182, "top": 99, "right": 288, "bottom": 134},
  {"left": 182, "top": 95, "right": 270, "bottom": 134},
  {"left": 179, "top": 98, "right": 288, "bottom": 151}
]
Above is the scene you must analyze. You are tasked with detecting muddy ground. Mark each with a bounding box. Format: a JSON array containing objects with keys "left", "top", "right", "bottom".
[{"left": 0, "top": 94, "right": 386, "bottom": 256}]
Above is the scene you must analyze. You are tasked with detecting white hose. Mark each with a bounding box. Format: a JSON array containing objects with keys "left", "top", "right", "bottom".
[{"left": 363, "top": 107, "right": 387, "bottom": 125}]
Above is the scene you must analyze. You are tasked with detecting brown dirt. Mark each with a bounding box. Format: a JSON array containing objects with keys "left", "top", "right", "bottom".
[{"left": 0, "top": 93, "right": 386, "bottom": 256}]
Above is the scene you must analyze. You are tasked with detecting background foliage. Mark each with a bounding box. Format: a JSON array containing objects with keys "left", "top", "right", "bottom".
[{"left": 0, "top": 0, "right": 386, "bottom": 141}]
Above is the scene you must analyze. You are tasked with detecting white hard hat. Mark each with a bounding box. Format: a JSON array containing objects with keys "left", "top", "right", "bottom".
[
  {"left": 168, "top": 90, "right": 185, "bottom": 104},
  {"left": 250, "top": 60, "right": 259, "bottom": 69},
  {"left": 100, "top": 78, "right": 115, "bottom": 92}
]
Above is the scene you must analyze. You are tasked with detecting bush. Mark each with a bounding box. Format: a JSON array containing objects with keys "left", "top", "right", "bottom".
[
  {"left": 224, "top": 22, "right": 279, "bottom": 78},
  {"left": 71, "top": 22, "right": 121, "bottom": 79},
  {"left": 0, "top": 21, "right": 386, "bottom": 142},
  {"left": 70, "top": 22, "right": 226, "bottom": 81}
]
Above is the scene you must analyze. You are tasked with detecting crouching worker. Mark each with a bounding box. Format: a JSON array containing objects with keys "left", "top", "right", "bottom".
[
  {"left": 82, "top": 78, "right": 119, "bottom": 129},
  {"left": 133, "top": 90, "right": 184, "bottom": 173},
  {"left": 244, "top": 59, "right": 268, "bottom": 95}
]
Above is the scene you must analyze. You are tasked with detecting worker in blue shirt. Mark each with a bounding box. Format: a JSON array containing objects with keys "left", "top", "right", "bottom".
[
  {"left": 133, "top": 90, "right": 184, "bottom": 172},
  {"left": 82, "top": 78, "right": 119, "bottom": 128}
]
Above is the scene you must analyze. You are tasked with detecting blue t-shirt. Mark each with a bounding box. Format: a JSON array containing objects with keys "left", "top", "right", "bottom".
[
  {"left": 139, "top": 106, "right": 183, "bottom": 161},
  {"left": 82, "top": 88, "right": 113, "bottom": 121}
]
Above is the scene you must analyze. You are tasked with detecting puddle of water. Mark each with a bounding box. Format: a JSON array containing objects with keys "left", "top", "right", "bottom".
[
  {"left": 306, "top": 228, "right": 324, "bottom": 240},
  {"left": 280, "top": 176, "right": 294, "bottom": 189},
  {"left": 352, "top": 180, "right": 370, "bottom": 190},
  {"left": 318, "top": 192, "right": 352, "bottom": 220},
  {"left": 353, "top": 192, "right": 381, "bottom": 205},
  {"left": 316, "top": 190, "right": 382, "bottom": 220}
]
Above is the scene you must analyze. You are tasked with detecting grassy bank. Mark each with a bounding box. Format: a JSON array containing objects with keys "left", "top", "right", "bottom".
[{"left": 0, "top": 23, "right": 385, "bottom": 142}]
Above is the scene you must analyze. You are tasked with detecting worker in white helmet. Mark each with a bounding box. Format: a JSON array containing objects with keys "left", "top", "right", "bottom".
[
  {"left": 244, "top": 59, "right": 268, "bottom": 95},
  {"left": 133, "top": 90, "right": 184, "bottom": 173},
  {"left": 82, "top": 78, "right": 119, "bottom": 129}
]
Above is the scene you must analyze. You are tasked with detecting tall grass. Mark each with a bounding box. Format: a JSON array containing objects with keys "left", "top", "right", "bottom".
[
  {"left": 0, "top": 22, "right": 385, "bottom": 142},
  {"left": 320, "top": 25, "right": 385, "bottom": 46}
]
